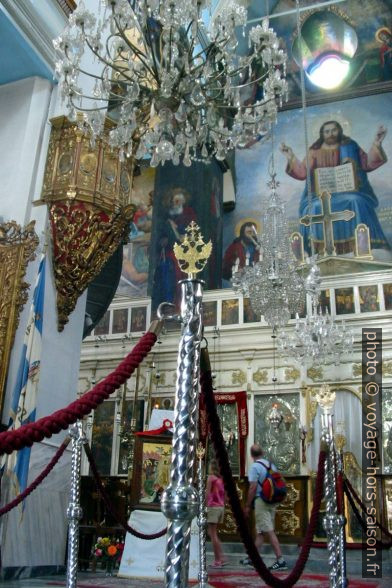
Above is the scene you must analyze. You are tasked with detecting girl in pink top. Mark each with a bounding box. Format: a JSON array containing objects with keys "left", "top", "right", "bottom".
[{"left": 206, "top": 460, "right": 227, "bottom": 568}]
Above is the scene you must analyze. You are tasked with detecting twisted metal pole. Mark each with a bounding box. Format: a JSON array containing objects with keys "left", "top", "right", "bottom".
[
  {"left": 66, "top": 421, "right": 86, "bottom": 588},
  {"left": 161, "top": 278, "right": 203, "bottom": 587},
  {"left": 317, "top": 385, "right": 347, "bottom": 588},
  {"left": 196, "top": 443, "right": 213, "bottom": 588}
]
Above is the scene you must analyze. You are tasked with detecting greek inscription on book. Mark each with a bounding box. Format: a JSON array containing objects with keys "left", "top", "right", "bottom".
[{"left": 314, "top": 162, "right": 356, "bottom": 195}]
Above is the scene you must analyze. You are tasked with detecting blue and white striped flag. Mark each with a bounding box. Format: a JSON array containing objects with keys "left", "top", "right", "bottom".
[{"left": 5, "top": 254, "right": 46, "bottom": 498}]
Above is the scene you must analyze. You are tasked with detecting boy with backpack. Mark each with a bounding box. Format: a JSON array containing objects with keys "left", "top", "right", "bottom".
[{"left": 241, "top": 443, "right": 288, "bottom": 571}]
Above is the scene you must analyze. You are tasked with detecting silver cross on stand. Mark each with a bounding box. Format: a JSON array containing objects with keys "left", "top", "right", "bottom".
[{"left": 300, "top": 190, "right": 355, "bottom": 257}]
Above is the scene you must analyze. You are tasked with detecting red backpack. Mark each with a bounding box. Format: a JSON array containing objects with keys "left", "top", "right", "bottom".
[{"left": 256, "top": 460, "right": 287, "bottom": 504}]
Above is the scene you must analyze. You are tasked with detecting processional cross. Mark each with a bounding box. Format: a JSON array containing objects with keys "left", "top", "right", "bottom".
[{"left": 300, "top": 190, "right": 355, "bottom": 256}]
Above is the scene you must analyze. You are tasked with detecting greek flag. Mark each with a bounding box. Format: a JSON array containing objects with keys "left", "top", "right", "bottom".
[{"left": 5, "top": 254, "right": 46, "bottom": 498}]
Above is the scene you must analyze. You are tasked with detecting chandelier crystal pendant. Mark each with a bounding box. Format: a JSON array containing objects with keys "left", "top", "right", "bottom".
[
  {"left": 276, "top": 262, "right": 355, "bottom": 365},
  {"left": 231, "top": 172, "right": 305, "bottom": 329},
  {"left": 53, "top": 0, "right": 288, "bottom": 165}
]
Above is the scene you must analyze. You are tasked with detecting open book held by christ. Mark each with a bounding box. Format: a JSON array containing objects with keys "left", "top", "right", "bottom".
[{"left": 314, "top": 161, "right": 357, "bottom": 195}]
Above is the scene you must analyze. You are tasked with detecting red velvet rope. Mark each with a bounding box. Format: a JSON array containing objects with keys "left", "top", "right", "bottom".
[
  {"left": 201, "top": 365, "right": 326, "bottom": 588},
  {"left": 0, "top": 331, "right": 157, "bottom": 456},
  {"left": 344, "top": 477, "right": 392, "bottom": 542},
  {"left": 337, "top": 470, "right": 344, "bottom": 516},
  {"left": 0, "top": 438, "right": 70, "bottom": 517},
  {"left": 84, "top": 442, "right": 167, "bottom": 540},
  {"left": 343, "top": 480, "right": 392, "bottom": 549}
]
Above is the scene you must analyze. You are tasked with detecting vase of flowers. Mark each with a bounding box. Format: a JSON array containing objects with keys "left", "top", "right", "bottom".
[{"left": 93, "top": 537, "right": 119, "bottom": 576}]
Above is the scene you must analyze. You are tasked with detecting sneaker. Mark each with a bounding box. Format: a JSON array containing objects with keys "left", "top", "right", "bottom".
[
  {"left": 269, "top": 559, "right": 288, "bottom": 571},
  {"left": 210, "top": 561, "right": 224, "bottom": 568},
  {"left": 240, "top": 556, "right": 252, "bottom": 566}
]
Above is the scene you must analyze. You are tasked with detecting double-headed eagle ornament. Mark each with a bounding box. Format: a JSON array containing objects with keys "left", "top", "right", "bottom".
[{"left": 173, "top": 221, "right": 212, "bottom": 278}]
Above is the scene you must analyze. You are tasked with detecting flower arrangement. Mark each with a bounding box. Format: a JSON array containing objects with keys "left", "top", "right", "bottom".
[{"left": 93, "top": 537, "right": 124, "bottom": 575}]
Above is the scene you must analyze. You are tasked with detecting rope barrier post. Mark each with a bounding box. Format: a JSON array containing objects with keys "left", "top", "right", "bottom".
[
  {"left": 337, "top": 456, "right": 347, "bottom": 585},
  {"left": 66, "top": 421, "right": 86, "bottom": 588},
  {"left": 316, "top": 384, "right": 347, "bottom": 588},
  {"left": 196, "top": 443, "right": 212, "bottom": 588},
  {"left": 161, "top": 222, "right": 211, "bottom": 588}
]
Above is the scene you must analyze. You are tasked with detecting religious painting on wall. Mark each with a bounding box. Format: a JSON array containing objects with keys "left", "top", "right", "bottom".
[
  {"left": 150, "top": 160, "right": 223, "bottom": 311},
  {"left": 383, "top": 283, "right": 392, "bottom": 310},
  {"left": 221, "top": 299, "right": 239, "bottom": 326},
  {"left": 91, "top": 401, "right": 115, "bottom": 476},
  {"left": 94, "top": 310, "right": 110, "bottom": 335},
  {"left": 207, "top": 402, "right": 241, "bottom": 477},
  {"left": 319, "top": 289, "right": 331, "bottom": 314},
  {"left": 254, "top": 393, "right": 300, "bottom": 475},
  {"left": 203, "top": 301, "right": 217, "bottom": 327},
  {"left": 359, "top": 285, "right": 380, "bottom": 312},
  {"left": 244, "top": 298, "right": 259, "bottom": 323},
  {"left": 199, "top": 390, "right": 248, "bottom": 477},
  {"left": 243, "top": 1, "right": 392, "bottom": 106},
  {"left": 335, "top": 288, "right": 355, "bottom": 315},
  {"left": 130, "top": 434, "right": 172, "bottom": 510},
  {"left": 112, "top": 308, "right": 128, "bottom": 334},
  {"left": 223, "top": 92, "right": 392, "bottom": 287},
  {"left": 116, "top": 166, "right": 155, "bottom": 299},
  {"left": 130, "top": 306, "right": 147, "bottom": 332}
]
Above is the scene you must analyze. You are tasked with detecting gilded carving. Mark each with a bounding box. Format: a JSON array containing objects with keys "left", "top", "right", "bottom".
[
  {"left": 221, "top": 483, "right": 243, "bottom": 535},
  {"left": 37, "top": 116, "right": 136, "bottom": 330},
  {"left": 252, "top": 368, "right": 268, "bottom": 386},
  {"left": 276, "top": 510, "right": 300, "bottom": 535},
  {"left": 352, "top": 363, "right": 362, "bottom": 377},
  {"left": 280, "top": 482, "right": 300, "bottom": 509},
  {"left": 383, "top": 361, "right": 392, "bottom": 377},
  {"left": 284, "top": 367, "right": 300, "bottom": 382},
  {"left": 232, "top": 369, "right": 246, "bottom": 386},
  {"left": 173, "top": 222, "right": 212, "bottom": 277},
  {"left": 50, "top": 201, "right": 133, "bottom": 330},
  {"left": 0, "top": 221, "right": 39, "bottom": 412},
  {"left": 307, "top": 366, "right": 323, "bottom": 381}
]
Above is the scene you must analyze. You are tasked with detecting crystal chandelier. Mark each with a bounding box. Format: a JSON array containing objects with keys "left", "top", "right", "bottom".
[
  {"left": 53, "top": 0, "right": 288, "bottom": 165},
  {"left": 276, "top": 263, "right": 354, "bottom": 365},
  {"left": 231, "top": 172, "right": 305, "bottom": 329},
  {"left": 274, "top": 1, "right": 354, "bottom": 366}
]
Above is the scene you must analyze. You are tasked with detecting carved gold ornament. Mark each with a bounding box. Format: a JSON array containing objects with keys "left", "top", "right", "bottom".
[
  {"left": 284, "top": 367, "right": 300, "bottom": 382},
  {"left": 276, "top": 482, "right": 300, "bottom": 535},
  {"left": 36, "top": 116, "right": 135, "bottom": 330},
  {"left": 173, "top": 222, "right": 212, "bottom": 278},
  {"left": 253, "top": 368, "right": 268, "bottom": 385},
  {"left": 352, "top": 363, "right": 361, "bottom": 377},
  {"left": 307, "top": 366, "right": 323, "bottom": 381},
  {"left": 277, "top": 510, "right": 300, "bottom": 535},
  {"left": 383, "top": 361, "right": 392, "bottom": 377},
  {"left": 231, "top": 369, "right": 246, "bottom": 386},
  {"left": 0, "top": 221, "right": 39, "bottom": 413},
  {"left": 315, "top": 383, "right": 336, "bottom": 413}
]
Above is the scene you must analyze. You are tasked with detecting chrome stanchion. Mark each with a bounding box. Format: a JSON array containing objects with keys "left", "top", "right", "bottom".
[
  {"left": 196, "top": 443, "right": 213, "bottom": 588},
  {"left": 316, "top": 384, "right": 347, "bottom": 588},
  {"left": 161, "top": 223, "right": 212, "bottom": 588},
  {"left": 66, "top": 421, "right": 86, "bottom": 588}
]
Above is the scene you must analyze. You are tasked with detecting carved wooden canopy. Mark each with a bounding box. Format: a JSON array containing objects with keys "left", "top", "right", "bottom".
[{"left": 0, "top": 220, "right": 39, "bottom": 416}]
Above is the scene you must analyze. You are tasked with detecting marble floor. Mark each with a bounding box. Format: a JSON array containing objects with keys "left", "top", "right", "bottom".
[
  {"left": 1, "top": 564, "right": 391, "bottom": 588},
  {"left": 2, "top": 546, "right": 391, "bottom": 587}
]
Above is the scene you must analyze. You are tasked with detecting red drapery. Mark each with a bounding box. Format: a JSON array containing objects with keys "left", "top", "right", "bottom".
[{"left": 199, "top": 390, "right": 248, "bottom": 477}]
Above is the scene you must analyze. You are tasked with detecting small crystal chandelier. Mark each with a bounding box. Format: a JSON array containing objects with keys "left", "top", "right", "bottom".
[
  {"left": 53, "top": 0, "right": 288, "bottom": 165},
  {"left": 231, "top": 170, "right": 305, "bottom": 329},
  {"left": 276, "top": 262, "right": 354, "bottom": 365}
]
